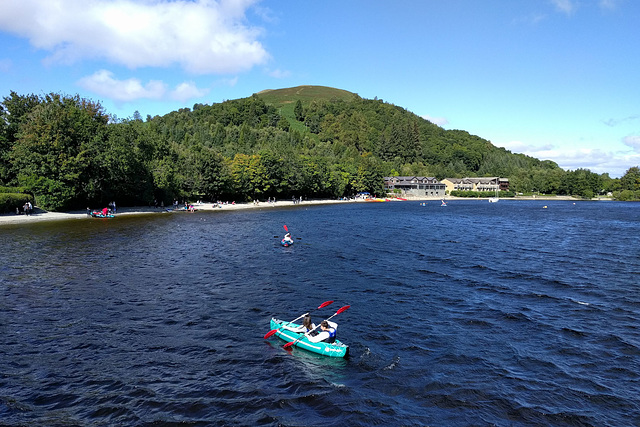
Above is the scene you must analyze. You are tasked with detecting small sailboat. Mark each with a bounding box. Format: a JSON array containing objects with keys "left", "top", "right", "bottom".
[
  {"left": 489, "top": 188, "right": 499, "bottom": 203},
  {"left": 440, "top": 199, "right": 447, "bottom": 206}
]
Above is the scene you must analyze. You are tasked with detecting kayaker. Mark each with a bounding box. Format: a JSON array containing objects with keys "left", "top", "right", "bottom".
[
  {"left": 282, "top": 315, "right": 315, "bottom": 334},
  {"left": 306, "top": 320, "right": 337, "bottom": 343},
  {"left": 283, "top": 233, "right": 294, "bottom": 245}
]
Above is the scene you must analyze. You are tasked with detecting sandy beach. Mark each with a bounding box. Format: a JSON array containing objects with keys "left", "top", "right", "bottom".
[
  {"left": 0, "top": 194, "right": 586, "bottom": 227},
  {"left": 0, "top": 198, "right": 363, "bottom": 226}
]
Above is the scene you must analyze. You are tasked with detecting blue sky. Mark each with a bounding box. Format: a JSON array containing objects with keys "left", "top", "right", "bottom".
[{"left": 1, "top": 0, "right": 638, "bottom": 177}]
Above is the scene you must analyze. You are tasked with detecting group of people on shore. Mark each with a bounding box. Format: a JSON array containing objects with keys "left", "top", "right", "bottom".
[{"left": 20, "top": 201, "right": 33, "bottom": 216}]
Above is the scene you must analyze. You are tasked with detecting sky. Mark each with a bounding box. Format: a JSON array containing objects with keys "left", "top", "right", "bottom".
[{"left": 1, "top": 0, "right": 639, "bottom": 178}]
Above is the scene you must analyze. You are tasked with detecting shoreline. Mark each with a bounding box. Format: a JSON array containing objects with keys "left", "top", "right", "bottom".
[
  {"left": 0, "top": 195, "right": 590, "bottom": 227},
  {"left": 0, "top": 198, "right": 362, "bottom": 226}
]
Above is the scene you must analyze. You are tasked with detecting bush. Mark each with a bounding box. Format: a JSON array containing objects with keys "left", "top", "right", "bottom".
[
  {"left": 613, "top": 190, "right": 640, "bottom": 201},
  {"left": 0, "top": 193, "right": 35, "bottom": 214}
]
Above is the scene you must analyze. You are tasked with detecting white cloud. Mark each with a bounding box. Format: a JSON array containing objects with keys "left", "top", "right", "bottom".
[
  {"left": 622, "top": 135, "right": 640, "bottom": 152},
  {"left": 267, "top": 68, "right": 291, "bottom": 79},
  {"left": 77, "top": 69, "right": 208, "bottom": 103},
  {"left": 78, "top": 70, "right": 166, "bottom": 101},
  {"left": 0, "top": 0, "right": 269, "bottom": 74},
  {"left": 497, "top": 140, "right": 638, "bottom": 177},
  {"left": 599, "top": 0, "right": 623, "bottom": 10},
  {"left": 421, "top": 115, "right": 449, "bottom": 127},
  {"left": 603, "top": 115, "right": 640, "bottom": 127},
  {"left": 550, "top": 0, "right": 577, "bottom": 15},
  {"left": 170, "top": 81, "right": 209, "bottom": 102}
]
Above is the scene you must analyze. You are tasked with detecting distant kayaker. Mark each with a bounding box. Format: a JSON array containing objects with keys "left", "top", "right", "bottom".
[
  {"left": 282, "top": 315, "right": 316, "bottom": 334},
  {"left": 306, "top": 320, "right": 338, "bottom": 343},
  {"left": 283, "top": 233, "right": 294, "bottom": 245}
]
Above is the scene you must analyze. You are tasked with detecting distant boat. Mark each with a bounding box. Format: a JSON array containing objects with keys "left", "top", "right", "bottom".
[
  {"left": 489, "top": 188, "right": 499, "bottom": 203},
  {"left": 441, "top": 199, "right": 447, "bottom": 206}
]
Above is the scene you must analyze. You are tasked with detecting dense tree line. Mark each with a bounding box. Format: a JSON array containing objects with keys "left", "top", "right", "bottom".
[{"left": 0, "top": 89, "right": 638, "bottom": 211}]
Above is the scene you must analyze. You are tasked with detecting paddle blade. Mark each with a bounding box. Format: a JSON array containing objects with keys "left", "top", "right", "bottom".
[
  {"left": 318, "top": 300, "right": 334, "bottom": 309},
  {"left": 283, "top": 341, "right": 295, "bottom": 349},
  {"left": 284, "top": 225, "right": 288, "bottom": 232},
  {"left": 336, "top": 305, "right": 350, "bottom": 315},
  {"left": 263, "top": 329, "right": 278, "bottom": 339}
]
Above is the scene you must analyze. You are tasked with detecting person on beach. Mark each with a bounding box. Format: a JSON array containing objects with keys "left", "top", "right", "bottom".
[
  {"left": 282, "top": 315, "right": 316, "bottom": 334},
  {"left": 283, "top": 232, "right": 293, "bottom": 245},
  {"left": 102, "top": 207, "right": 109, "bottom": 216},
  {"left": 306, "top": 320, "right": 338, "bottom": 343}
]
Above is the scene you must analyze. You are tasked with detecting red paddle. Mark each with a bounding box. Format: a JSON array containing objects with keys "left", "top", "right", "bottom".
[
  {"left": 283, "top": 305, "right": 350, "bottom": 349},
  {"left": 263, "top": 300, "right": 334, "bottom": 339},
  {"left": 284, "top": 225, "right": 288, "bottom": 232}
]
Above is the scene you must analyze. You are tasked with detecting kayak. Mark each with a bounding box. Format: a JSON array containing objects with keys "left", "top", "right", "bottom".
[
  {"left": 91, "top": 212, "right": 115, "bottom": 218},
  {"left": 269, "top": 318, "right": 349, "bottom": 358},
  {"left": 281, "top": 239, "right": 293, "bottom": 247}
]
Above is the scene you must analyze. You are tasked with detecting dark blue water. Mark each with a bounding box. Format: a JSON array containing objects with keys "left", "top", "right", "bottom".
[{"left": 1, "top": 200, "right": 639, "bottom": 426}]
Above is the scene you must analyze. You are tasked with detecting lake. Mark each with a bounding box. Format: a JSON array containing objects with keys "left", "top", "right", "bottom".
[{"left": 1, "top": 199, "right": 639, "bottom": 426}]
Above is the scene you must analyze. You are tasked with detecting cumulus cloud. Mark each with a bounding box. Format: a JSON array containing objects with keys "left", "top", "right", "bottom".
[
  {"left": 421, "top": 115, "right": 449, "bottom": 127},
  {"left": 78, "top": 70, "right": 165, "bottom": 101},
  {"left": 170, "top": 81, "right": 209, "bottom": 102},
  {"left": 77, "top": 69, "right": 208, "bottom": 103},
  {"left": 0, "top": 0, "right": 269, "bottom": 74}
]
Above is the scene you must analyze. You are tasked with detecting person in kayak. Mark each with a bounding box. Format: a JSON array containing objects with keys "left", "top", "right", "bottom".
[
  {"left": 282, "top": 315, "right": 315, "bottom": 334},
  {"left": 306, "top": 320, "right": 337, "bottom": 343},
  {"left": 283, "top": 233, "right": 294, "bottom": 245}
]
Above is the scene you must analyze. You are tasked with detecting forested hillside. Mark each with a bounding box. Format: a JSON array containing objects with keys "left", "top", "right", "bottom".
[{"left": 1, "top": 86, "right": 637, "bottom": 211}]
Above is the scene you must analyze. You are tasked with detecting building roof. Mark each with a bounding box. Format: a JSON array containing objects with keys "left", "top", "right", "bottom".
[{"left": 384, "top": 176, "right": 440, "bottom": 183}]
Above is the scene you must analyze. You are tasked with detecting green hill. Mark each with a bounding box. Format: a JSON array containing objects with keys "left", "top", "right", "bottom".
[
  {"left": 256, "top": 85, "right": 357, "bottom": 107},
  {"left": 1, "top": 87, "right": 621, "bottom": 210}
]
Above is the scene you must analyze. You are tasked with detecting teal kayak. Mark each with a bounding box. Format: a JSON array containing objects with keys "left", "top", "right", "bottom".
[{"left": 270, "top": 318, "right": 349, "bottom": 358}]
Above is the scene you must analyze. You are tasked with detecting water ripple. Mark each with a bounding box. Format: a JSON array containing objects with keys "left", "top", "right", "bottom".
[{"left": 1, "top": 200, "right": 639, "bottom": 425}]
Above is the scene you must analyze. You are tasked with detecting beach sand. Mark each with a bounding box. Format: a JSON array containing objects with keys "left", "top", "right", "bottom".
[{"left": 0, "top": 199, "right": 363, "bottom": 226}]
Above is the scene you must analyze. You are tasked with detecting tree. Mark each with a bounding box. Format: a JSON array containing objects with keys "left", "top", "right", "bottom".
[
  {"left": 294, "top": 100, "right": 304, "bottom": 121},
  {"left": 1, "top": 92, "right": 41, "bottom": 184},
  {"left": 230, "top": 153, "right": 269, "bottom": 200},
  {"left": 96, "top": 120, "right": 154, "bottom": 205},
  {"left": 620, "top": 166, "right": 640, "bottom": 191},
  {"left": 10, "top": 94, "right": 109, "bottom": 210}
]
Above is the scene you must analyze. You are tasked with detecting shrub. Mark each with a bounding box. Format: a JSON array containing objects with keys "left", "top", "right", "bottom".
[{"left": 0, "top": 193, "right": 35, "bottom": 214}]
